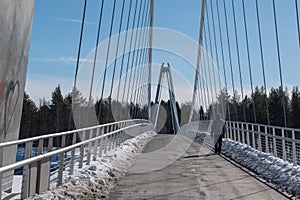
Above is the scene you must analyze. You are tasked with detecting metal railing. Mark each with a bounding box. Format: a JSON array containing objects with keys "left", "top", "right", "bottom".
[
  {"left": 226, "top": 121, "right": 300, "bottom": 167},
  {"left": 182, "top": 120, "right": 300, "bottom": 167},
  {"left": 0, "top": 119, "right": 153, "bottom": 199}
]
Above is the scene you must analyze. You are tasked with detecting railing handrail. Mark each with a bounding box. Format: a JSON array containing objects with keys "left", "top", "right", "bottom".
[
  {"left": 0, "top": 119, "right": 149, "bottom": 148},
  {"left": 0, "top": 122, "right": 151, "bottom": 175},
  {"left": 227, "top": 126, "right": 300, "bottom": 144},
  {"left": 226, "top": 120, "right": 300, "bottom": 133}
]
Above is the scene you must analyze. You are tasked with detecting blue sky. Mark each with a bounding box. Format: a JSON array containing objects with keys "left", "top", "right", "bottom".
[{"left": 26, "top": 0, "right": 300, "bottom": 104}]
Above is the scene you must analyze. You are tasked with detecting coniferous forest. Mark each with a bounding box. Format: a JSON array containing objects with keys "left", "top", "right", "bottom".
[{"left": 19, "top": 85, "right": 300, "bottom": 139}]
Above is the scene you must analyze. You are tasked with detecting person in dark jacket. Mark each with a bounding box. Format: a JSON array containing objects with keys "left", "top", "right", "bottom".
[
  {"left": 199, "top": 106, "right": 204, "bottom": 120},
  {"left": 211, "top": 114, "right": 226, "bottom": 154}
]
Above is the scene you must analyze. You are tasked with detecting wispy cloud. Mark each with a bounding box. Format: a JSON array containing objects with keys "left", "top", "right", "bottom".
[
  {"left": 55, "top": 18, "right": 95, "bottom": 25},
  {"left": 31, "top": 56, "right": 96, "bottom": 65}
]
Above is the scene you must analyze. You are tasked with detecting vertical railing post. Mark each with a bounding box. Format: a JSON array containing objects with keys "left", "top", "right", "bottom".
[
  {"left": 21, "top": 141, "right": 32, "bottom": 199},
  {"left": 292, "top": 130, "right": 297, "bottom": 166},
  {"left": 36, "top": 138, "right": 51, "bottom": 194},
  {"left": 70, "top": 133, "right": 77, "bottom": 175},
  {"left": 48, "top": 137, "right": 53, "bottom": 152},
  {"left": 258, "top": 125, "right": 262, "bottom": 152},
  {"left": 229, "top": 122, "right": 233, "bottom": 139},
  {"left": 87, "top": 130, "right": 92, "bottom": 165},
  {"left": 38, "top": 139, "right": 43, "bottom": 155},
  {"left": 57, "top": 135, "right": 66, "bottom": 186},
  {"left": 93, "top": 128, "right": 100, "bottom": 161},
  {"left": 252, "top": 124, "right": 256, "bottom": 149},
  {"left": 224, "top": 122, "right": 227, "bottom": 138},
  {"left": 232, "top": 122, "right": 236, "bottom": 141},
  {"left": 246, "top": 124, "right": 250, "bottom": 146},
  {"left": 79, "top": 131, "right": 86, "bottom": 169},
  {"left": 117, "top": 131, "right": 121, "bottom": 147},
  {"left": 237, "top": 122, "right": 240, "bottom": 142},
  {"left": 47, "top": 137, "right": 53, "bottom": 188},
  {"left": 265, "top": 127, "right": 269, "bottom": 153},
  {"left": 108, "top": 125, "right": 112, "bottom": 152},
  {"left": 98, "top": 128, "right": 104, "bottom": 157},
  {"left": 103, "top": 127, "right": 108, "bottom": 155},
  {"left": 273, "top": 128, "right": 277, "bottom": 157},
  {"left": 241, "top": 123, "right": 245, "bottom": 144},
  {"left": 281, "top": 129, "right": 286, "bottom": 161}
]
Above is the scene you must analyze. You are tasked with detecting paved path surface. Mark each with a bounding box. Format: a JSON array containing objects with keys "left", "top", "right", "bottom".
[{"left": 108, "top": 134, "right": 289, "bottom": 200}]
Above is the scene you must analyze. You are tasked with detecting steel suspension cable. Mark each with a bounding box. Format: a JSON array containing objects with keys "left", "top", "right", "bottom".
[
  {"left": 200, "top": 53, "right": 208, "bottom": 114},
  {"left": 69, "top": 0, "right": 88, "bottom": 130},
  {"left": 231, "top": 0, "right": 247, "bottom": 122},
  {"left": 296, "top": 0, "right": 300, "bottom": 47},
  {"left": 121, "top": 0, "right": 139, "bottom": 107},
  {"left": 140, "top": 35, "right": 151, "bottom": 119},
  {"left": 133, "top": 45, "right": 148, "bottom": 118},
  {"left": 223, "top": 0, "right": 238, "bottom": 121},
  {"left": 138, "top": 30, "right": 151, "bottom": 118},
  {"left": 109, "top": 0, "right": 126, "bottom": 100},
  {"left": 272, "top": 0, "right": 288, "bottom": 127},
  {"left": 132, "top": 2, "right": 150, "bottom": 118},
  {"left": 200, "top": 38, "right": 210, "bottom": 116},
  {"left": 205, "top": 4, "right": 219, "bottom": 117},
  {"left": 216, "top": 0, "right": 231, "bottom": 121},
  {"left": 255, "top": 0, "right": 270, "bottom": 125},
  {"left": 189, "top": 0, "right": 206, "bottom": 123},
  {"left": 87, "top": 0, "right": 104, "bottom": 124},
  {"left": 97, "top": 0, "right": 117, "bottom": 122},
  {"left": 203, "top": 25, "right": 215, "bottom": 119},
  {"left": 130, "top": 0, "right": 148, "bottom": 109},
  {"left": 126, "top": 0, "right": 144, "bottom": 107},
  {"left": 210, "top": 0, "right": 225, "bottom": 118},
  {"left": 242, "top": 0, "right": 257, "bottom": 123},
  {"left": 116, "top": 0, "right": 134, "bottom": 105}
]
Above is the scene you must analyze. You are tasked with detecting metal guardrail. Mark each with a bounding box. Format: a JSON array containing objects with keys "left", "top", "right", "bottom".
[
  {"left": 0, "top": 119, "right": 153, "bottom": 199},
  {"left": 182, "top": 120, "right": 300, "bottom": 167},
  {"left": 225, "top": 121, "right": 300, "bottom": 167}
]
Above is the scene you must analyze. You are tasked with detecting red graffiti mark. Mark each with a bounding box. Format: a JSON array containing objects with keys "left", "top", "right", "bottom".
[{"left": 0, "top": 83, "right": 6, "bottom": 106}]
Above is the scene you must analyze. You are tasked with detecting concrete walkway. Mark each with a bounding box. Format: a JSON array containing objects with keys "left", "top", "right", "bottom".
[{"left": 108, "top": 134, "right": 289, "bottom": 200}]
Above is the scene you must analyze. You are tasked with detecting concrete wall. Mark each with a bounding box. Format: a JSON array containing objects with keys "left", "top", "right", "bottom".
[{"left": 0, "top": 0, "right": 35, "bottom": 190}]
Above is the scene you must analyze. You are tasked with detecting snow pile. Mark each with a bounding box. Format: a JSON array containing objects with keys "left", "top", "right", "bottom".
[
  {"left": 29, "top": 131, "right": 156, "bottom": 200},
  {"left": 222, "top": 139, "right": 300, "bottom": 196}
]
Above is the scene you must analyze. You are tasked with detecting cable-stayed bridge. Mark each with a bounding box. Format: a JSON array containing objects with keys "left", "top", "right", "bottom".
[{"left": 0, "top": 0, "right": 300, "bottom": 199}]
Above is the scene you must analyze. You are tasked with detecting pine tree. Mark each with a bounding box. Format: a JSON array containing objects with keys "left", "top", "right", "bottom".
[
  {"left": 268, "top": 86, "right": 289, "bottom": 127},
  {"left": 290, "top": 87, "right": 300, "bottom": 128},
  {"left": 19, "top": 92, "right": 38, "bottom": 139},
  {"left": 51, "top": 85, "right": 64, "bottom": 132}
]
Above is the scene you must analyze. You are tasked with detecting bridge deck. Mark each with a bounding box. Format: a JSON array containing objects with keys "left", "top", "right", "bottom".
[{"left": 108, "top": 134, "right": 288, "bottom": 200}]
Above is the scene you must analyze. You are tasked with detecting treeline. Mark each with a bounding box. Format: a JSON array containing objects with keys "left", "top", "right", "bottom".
[
  {"left": 20, "top": 85, "right": 300, "bottom": 139},
  {"left": 19, "top": 85, "right": 148, "bottom": 139},
  {"left": 20, "top": 86, "right": 74, "bottom": 139},
  {"left": 213, "top": 86, "right": 300, "bottom": 128}
]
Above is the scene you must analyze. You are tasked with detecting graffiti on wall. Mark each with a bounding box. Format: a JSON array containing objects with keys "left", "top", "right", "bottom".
[
  {"left": 0, "top": 81, "right": 20, "bottom": 138},
  {"left": 0, "top": 83, "right": 6, "bottom": 106}
]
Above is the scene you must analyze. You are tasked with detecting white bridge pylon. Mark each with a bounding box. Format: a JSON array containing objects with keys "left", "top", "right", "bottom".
[{"left": 153, "top": 63, "right": 180, "bottom": 134}]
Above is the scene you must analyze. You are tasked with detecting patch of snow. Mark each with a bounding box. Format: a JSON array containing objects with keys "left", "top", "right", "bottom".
[
  {"left": 28, "top": 131, "right": 156, "bottom": 200},
  {"left": 222, "top": 139, "right": 300, "bottom": 197}
]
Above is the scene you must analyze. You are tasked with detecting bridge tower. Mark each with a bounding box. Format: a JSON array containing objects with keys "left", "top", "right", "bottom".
[{"left": 153, "top": 63, "right": 180, "bottom": 134}]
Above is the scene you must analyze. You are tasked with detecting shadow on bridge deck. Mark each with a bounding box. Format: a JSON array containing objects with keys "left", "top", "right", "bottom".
[{"left": 107, "top": 134, "right": 290, "bottom": 200}]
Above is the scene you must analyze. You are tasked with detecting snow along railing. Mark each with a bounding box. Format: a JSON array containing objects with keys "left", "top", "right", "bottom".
[
  {"left": 226, "top": 121, "right": 300, "bottom": 166},
  {"left": 0, "top": 119, "right": 153, "bottom": 199}
]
